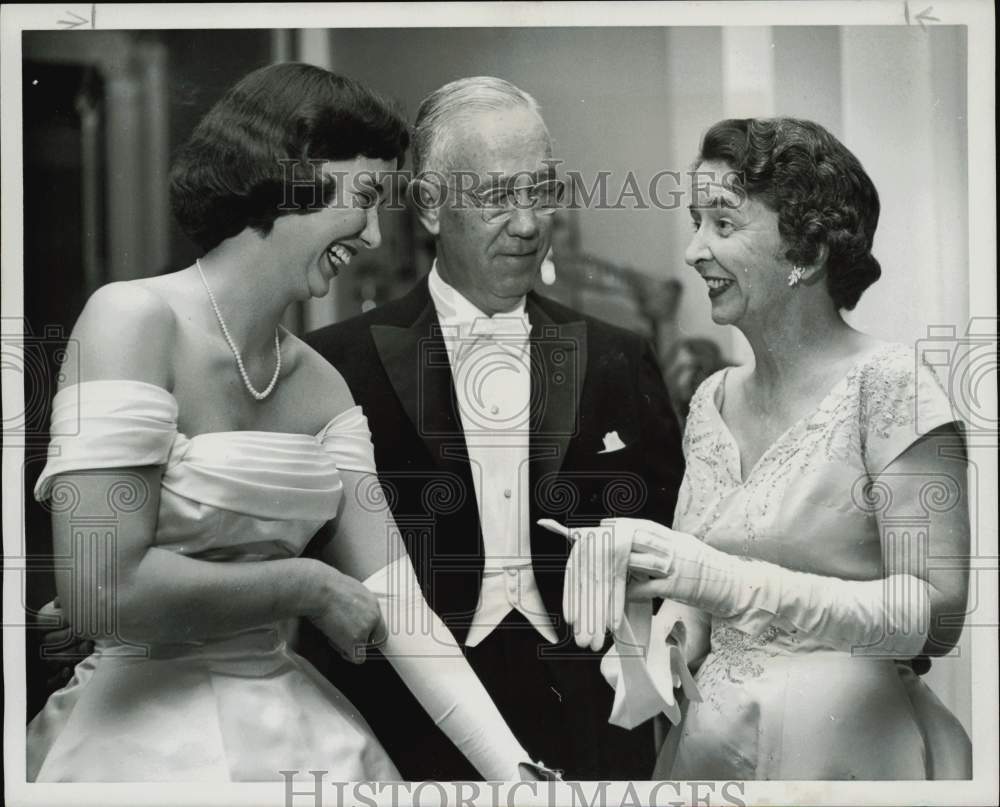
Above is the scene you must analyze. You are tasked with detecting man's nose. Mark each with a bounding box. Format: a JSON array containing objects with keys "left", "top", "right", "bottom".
[
  {"left": 505, "top": 205, "right": 540, "bottom": 238},
  {"left": 360, "top": 207, "right": 383, "bottom": 250}
]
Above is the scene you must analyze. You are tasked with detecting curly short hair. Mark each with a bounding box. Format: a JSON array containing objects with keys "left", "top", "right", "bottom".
[
  {"left": 698, "top": 118, "right": 881, "bottom": 310},
  {"left": 170, "top": 63, "right": 409, "bottom": 252}
]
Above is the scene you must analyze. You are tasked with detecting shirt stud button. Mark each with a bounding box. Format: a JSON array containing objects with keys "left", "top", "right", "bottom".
[
  {"left": 491, "top": 405, "right": 500, "bottom": 415},
  {"left": 503, "top": 488, "right": 512, "bottom": 498}
]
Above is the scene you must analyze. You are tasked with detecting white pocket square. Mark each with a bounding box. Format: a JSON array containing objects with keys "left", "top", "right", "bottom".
[{"left": 599, "top": 430, "right": 626, "bottom": 454}]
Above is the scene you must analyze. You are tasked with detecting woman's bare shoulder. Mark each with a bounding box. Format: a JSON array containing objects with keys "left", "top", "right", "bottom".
[
  {"left": 66, "top": 281, "right": 177, "bottom": 388},
  {"left": 80, "top": 279, "right": 174, "bottom": 318},
  {"left": 282, "top": 330, "right": 358, "bottom": 427}
]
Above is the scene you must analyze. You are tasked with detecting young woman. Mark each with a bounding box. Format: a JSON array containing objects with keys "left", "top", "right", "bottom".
[{"left": 29, "top": 62, "right": 545, "bottom": 783}]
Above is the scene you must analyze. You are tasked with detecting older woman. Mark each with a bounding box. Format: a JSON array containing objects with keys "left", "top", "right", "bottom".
[
  {"left": 560, "top": 117, "right": 971, "bottom": 780},
  {"left": 28, "top": 62, "right": 544, "bottom": 782}
]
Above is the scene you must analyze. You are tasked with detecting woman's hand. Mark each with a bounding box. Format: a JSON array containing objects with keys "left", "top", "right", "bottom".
[
  {"left": 33, "top": 597, "right": 94, "bottom": 689},
  {"left": 554, "top": 517, "right": 670, "bottom": 650},
  {"left": 305, "top": 567, "right": 384, "bottom": 664},
  {"left": 561, "top": 521, "right": 631, "bottom": 651},
  {"left": 625, "top": 521, "right": 710, "bottom": 584}
]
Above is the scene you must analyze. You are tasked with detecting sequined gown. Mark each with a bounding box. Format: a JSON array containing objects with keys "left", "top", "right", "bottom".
[
  {"left": 655, "top": 343, "right": 971, "bottom": 780},
  {"left": 27, "top": 380, "right": 401, "bottom": 782}
]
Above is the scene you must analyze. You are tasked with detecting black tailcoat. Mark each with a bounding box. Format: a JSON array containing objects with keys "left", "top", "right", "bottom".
[{"left": 302, "top": 278, "right": 684, "bottom": 780}]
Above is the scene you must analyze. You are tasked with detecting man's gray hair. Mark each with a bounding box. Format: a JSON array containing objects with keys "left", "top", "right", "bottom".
[{"left": 412, "top": 76, "right": 549, "bottom": 178}]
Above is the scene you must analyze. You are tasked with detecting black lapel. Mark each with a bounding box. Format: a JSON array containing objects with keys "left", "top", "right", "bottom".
[
  {"left": 370, "top": 281, "right": 482, "bottom": 635},
  {"left": 370, "top": 295, "right": 470, "bottom": 470},
  {"left": 526, "top": 295, "right": 588, "bottom": 486}
]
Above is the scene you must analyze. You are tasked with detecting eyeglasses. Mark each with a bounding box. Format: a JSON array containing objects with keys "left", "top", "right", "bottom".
[{"left": 449, "top": 178, "right": 567, "bottom": 223}]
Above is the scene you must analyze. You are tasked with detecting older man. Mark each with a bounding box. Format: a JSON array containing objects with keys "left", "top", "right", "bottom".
[{"left": 304, "top": 77, "right": 683, "bottom": 780}]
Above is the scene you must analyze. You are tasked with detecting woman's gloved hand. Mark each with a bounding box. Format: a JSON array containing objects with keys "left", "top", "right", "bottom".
[{"left": 621, "top": 520, "right": 931, "bottom": 659}]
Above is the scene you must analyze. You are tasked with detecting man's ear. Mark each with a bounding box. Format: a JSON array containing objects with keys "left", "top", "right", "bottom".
[
  {"left": 416, "top": 205, "right": 441, "bottom": 236},
  {"left": 411, "top": 177, "right": 442, "bottom": 236}
]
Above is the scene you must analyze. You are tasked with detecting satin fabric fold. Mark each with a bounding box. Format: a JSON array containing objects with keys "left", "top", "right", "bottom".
[
  {"left": 317, "top": 406, "right": 378, "bottom": 473},
  {"left": 35, "top": 380, "right": 178, "bottom": 500},
  {"left": 162, "top": 431, "right": 345, "bottom": 522},
  {"left": 28, "top": 630, "right": 399, "bottom": 782},
  {"left": 28, "top": 380, "right": 399, "bottom": 782}
]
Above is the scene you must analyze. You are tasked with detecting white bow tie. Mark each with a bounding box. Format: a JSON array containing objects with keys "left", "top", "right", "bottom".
[{"left": 465, "top": 312, "right": 531, "bottom": 339}]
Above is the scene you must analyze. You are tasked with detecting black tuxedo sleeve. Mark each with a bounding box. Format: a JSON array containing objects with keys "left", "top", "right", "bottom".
[{"left": 636, "top": 340, "right": 685, "bottom": 525}]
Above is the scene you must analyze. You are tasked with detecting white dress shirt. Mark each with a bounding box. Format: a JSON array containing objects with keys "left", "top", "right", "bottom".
[{"left": 427, "top": 263, "right": 558, "bottom": 647}]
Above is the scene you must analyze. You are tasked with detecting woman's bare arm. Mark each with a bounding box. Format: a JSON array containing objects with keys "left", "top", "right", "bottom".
[
  {"left": 876, "top": 424, "right": 970, "bottom": 656},
  {"left": 52, "top": 282, "right": 378, "bottom": 654}
]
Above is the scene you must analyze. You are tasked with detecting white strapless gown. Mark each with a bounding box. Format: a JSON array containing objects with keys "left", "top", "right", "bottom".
[{"left": 28, "top": 380, "right": 400, "bottom": 782}]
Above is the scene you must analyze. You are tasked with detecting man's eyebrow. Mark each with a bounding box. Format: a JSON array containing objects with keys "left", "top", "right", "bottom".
[{"left": 484, "top": 168, "right": 557, "bottom": 187}]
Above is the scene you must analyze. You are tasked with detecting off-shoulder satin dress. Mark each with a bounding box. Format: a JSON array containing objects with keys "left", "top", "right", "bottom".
[{"left": 27, "top": 380, "right": 400, "bottom": 782}]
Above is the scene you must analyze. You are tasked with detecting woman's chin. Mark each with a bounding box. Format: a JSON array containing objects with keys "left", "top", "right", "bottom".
[
  {"left": 707, "top": 291, "right": 751, "bottom": 327},
  {"left": 307, "top": 273, "right": 335, "bottom": 299},
  {"left": 709, "top": 307, "right": 740, "bottom": 327}
]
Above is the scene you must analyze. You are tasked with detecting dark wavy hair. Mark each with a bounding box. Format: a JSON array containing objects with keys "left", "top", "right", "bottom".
[
  {"left": 170, "top": 63, "right": 409, "bottom": 251},
  {"left": 698, "top": 118, "right": 881, "bottom": 310}
]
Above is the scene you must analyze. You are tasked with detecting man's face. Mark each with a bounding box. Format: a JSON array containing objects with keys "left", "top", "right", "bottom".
[{"left": 430, "top": 107, "right": 554, "bottom": 315}]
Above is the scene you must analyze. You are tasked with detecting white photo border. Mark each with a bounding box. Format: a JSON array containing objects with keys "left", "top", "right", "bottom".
[{"left": 2, "top": 3, "right": 996, "bottom": 806}]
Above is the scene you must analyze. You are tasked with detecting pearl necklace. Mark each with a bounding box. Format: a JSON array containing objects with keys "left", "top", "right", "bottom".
[{"left": 196, "top": 258, "right": 281, "bottom": 401}]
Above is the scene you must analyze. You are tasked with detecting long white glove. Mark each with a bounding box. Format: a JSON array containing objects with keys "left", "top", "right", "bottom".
[
  {"left": 553, "top": 519, "right": 703, "bottom": 727},
  {"left": 611, "top": 518, "right": 931, "bottom": 659},
  {"left": 599, "top": 597, "right": 703, "bottom": 727},
  {"left": 562, "top": 523, "right": 632, "bottom": 650},
  {"left": 363, "top": 555, "right": 556, "bottom": 781}
]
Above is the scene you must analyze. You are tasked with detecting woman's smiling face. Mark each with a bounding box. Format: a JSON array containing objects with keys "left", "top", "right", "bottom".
[
  {"left": 268, "top": 156, "right": 395, "bottom": 300},
  {"left": 685, "top": 160, "right": 792, "bottom": 328}
]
